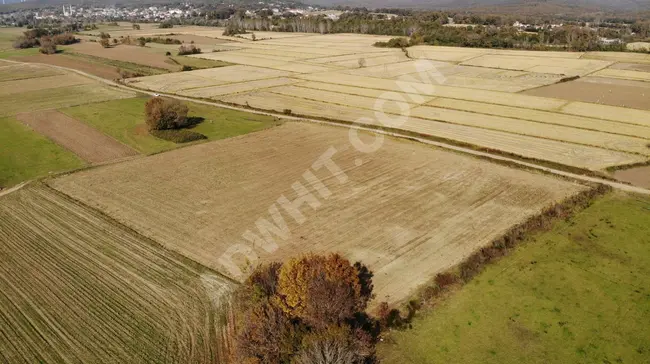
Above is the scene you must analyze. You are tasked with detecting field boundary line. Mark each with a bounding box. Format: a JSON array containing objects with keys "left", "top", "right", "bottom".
[{"left": 12, "top": 60, "right": 649, "bottom": 195}]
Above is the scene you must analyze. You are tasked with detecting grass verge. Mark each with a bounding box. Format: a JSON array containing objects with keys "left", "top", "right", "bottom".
[
  {"left": 0, "top": 116, "right": 84, "bottom": 187},
  {"left": 59, "top": 96, "right": 281, "bottom": 155},
  {"left": 378, "top": 190, "right": 650, "bottom": 364}
]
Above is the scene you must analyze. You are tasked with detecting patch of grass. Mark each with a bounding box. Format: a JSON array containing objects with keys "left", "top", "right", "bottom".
[
  {"left": 168, "top": 55, "right": 231, "bottom": 70},
  {"left": 0, "top": 116, "right": 84, "bottom": 187},
  {"left": 0, "top": 47, "right": 39, "bottom": 59},
  {"left": 60, "top": 97, "right": 280, "bottom": 154},
  {"left": 61, "top": 51, "right": 168, "bottom": 76},
  {"left": 379, "top": 192, "right": 650, "bottom": 364}
]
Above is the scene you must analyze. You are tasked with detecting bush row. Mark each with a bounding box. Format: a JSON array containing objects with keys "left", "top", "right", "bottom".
[{"left": 150, "top": 129, "right": 207, "bottom": 143}]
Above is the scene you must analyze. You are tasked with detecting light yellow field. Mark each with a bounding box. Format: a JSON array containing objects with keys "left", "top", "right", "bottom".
[
  {"left": 50, "top": 122, "right": 586, "bottom": 305},
  {"left": 220, "top": 91, "right": 645, "bottom": 170},
  {"left": 0, "top": 184, "right": 235, "bottom": 363},
  {"left": 178, "top": 77, "right": 299, "bottom": 98},
  {"left": 125, "top": 65, "right": 293, "bottom": 92},
  {"left": 560, "top": 102, "right": 650, "bottom": 127},
  {"left": 123, "top": 33, "right": 650, "bottom": 171},
  {"left": 591, "top": 68, "right": 650, "bottom": 82},
  {"left": 0, "top": 63, "right": 64, "bottom": 81},
  {"left": 460, "top": 54, "right": 612, "bottom": 76},
  {"left": 582, "top": 51, "right": 650, "bottom": 65},
  {"left": 0, "top": 73, "right": 93, "bottom": 96},
  {"left": 428, "top": 98, "right": 650, "bottom": 139},
  {"left": 262, "top": 84, "right": 650, "bottom": 156}
]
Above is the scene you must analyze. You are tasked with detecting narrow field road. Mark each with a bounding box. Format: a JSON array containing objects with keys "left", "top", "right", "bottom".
[{"left": 8, "top": 59, "right": 650, "bottom": 196}]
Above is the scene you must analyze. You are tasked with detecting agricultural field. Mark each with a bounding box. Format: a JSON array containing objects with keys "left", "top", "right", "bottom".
[
  {"left": 17, "top": 110, "right": 138, "bottom": 164},
  {"left": 50, "top": 122, "right": 586, "bottom": 305},
  {"left": 0, "top": 63, "right": 134, "bottom": 117},
  {"left": 0, "top": 184, "right": 235, "bottom": 363},
  {"left": 0, "top": 117, "right": 84, "bottom": 187},
  {"left": 0, "top": 61, "right": 136, "bottom": 187},
  {"left": 123, "top": 33, "right": 650, "bottom": 176},
  {"left": 60, "top": 96, "right": 280, "bottom": 155},
  {"left": 378, "top": 192, "right": 650, "bottom": 364}
]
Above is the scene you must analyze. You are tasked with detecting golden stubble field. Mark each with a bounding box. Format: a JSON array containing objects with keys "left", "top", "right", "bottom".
[
  {"left": 0, "top": 184, "right": 235, "bottom": 363},
  {"left": 123, "top": 33, "right": 650, "bottom": 173},
  {"left": 51, "top": 122, "right": 586, "bottom": 305}
]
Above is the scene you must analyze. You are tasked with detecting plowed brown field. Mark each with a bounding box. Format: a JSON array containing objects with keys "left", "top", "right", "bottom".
[
  {"left": 51, "top": 122, "right": 586, "bottom": 304},
  {"left": 0, "top": 184, "right": 235, "bottom": 364},
  {"left": 17, "top": 110, "right": 138, "bottom": 164}
]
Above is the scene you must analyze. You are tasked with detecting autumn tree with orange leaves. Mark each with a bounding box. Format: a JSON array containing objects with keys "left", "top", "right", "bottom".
[{"left": 232, "top": 253, "right": 378, "bottom": 364}]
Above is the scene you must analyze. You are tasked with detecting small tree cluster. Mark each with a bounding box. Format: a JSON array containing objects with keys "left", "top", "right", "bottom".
[
  {"left": 38, "top": 37, "right": 56, "bottom": 54},
  {"left": 232, "top": 254, "right": 378, "bottom": 364},
  {"left": 178, "top": 44, "right": 201, "bottom": 55},
  {"left": 144, "top": 97, "right": 189, "bottom": 131},
  {"left": 13, "top": 29, "right": 78, "bottom": 49},
  {"left": 374, "top": 37, "right": 411, "bottom": 48}
]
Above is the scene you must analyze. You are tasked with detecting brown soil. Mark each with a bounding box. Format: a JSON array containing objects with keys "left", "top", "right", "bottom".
[
  {"left": 614, "top": 165, "right": 650, "bottom": 188},
  {"left": 522, "top": 76, "right": 650, "bottom": 110},
  {"left": 13, "top": 53, "right": 120, "bottom": 80},
  {"left": 67, "top": 42, "right": 178, "bottom": 71},
  {"left": 17, "top": 110, "right": 138, "bottom": 164}
]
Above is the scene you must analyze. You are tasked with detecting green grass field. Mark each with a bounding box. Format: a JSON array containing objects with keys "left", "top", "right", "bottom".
[
  {"left": 379, "top": 192, "right": 650, "bottom": 364},
  {"left": 0, "top": 117, "right": 84, "bottom": 187},
  {"left": 60, "top": 97, "right": 280, "bottom": 155}
]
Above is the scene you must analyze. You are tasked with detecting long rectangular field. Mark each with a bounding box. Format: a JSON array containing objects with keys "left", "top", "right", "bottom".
[
  {"left": 0, "top": 184, "right": 235, "bottom": 363},
  {"left": 51, "top": 122, "right": 586, "bottom": 305}
]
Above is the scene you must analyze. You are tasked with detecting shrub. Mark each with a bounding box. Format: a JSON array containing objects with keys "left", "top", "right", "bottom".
[
  {"left": 177, "top": 44, "right": 201, "bottom": 55},
  {"left": 149, "top": 129, "right": 206, "bottom": 143},
  {"left": 145, "top": 97, "right": 189, "bottom": 131},
  {"left": 181, "top": 65, "right": 193, "bottom": 71},
  {"left": 38, "top": 38, "right": 56, "bottom": 54},
  {"left": 374, "top": 37, "right": 410, "bottom": 48},
  {"left": 99, "top": 32, "right": 111, "bottom": 39},
  {"left": 132, "top": 23, "right": 140, "bottom": 30},
  {"left": 13, "top": 36, "right": 39, "bottom": 49},
  {"left": 165, "top": 51, "right": 171, "bottom": 56},
  {"left": 99, "top": 38, "right": 110, "bottom": 48},
  {"left": 283, "top": 109, "right": 292, "bottom": 115},
  {"left": 434, "top": 272, "right": 457, "bottom": 289},
  {"left": 51, "top": 32, "right": 78, "bottom": 45},
  {"left": 159, "top": 22, "right": 174, "bottom": 29}
]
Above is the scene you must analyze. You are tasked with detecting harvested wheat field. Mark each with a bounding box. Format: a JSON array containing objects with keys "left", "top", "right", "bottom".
[
  {"left": 523, "top": 76, "right": 650, "bottom": 111},
  {"left": 67, "top": 42, "right": 177, "bottom": 71},
  {"left": 51, "top": 122, "right": 586, "bottom": 305},
  {"left": 17, "top": 110, "right": 138, "bottom": 164},
  {"left": 13, "top": 53, "right": 121, "bottom": 80},
  {"left": 0, "top": 184, "right": 235, "bottom": 364}
]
